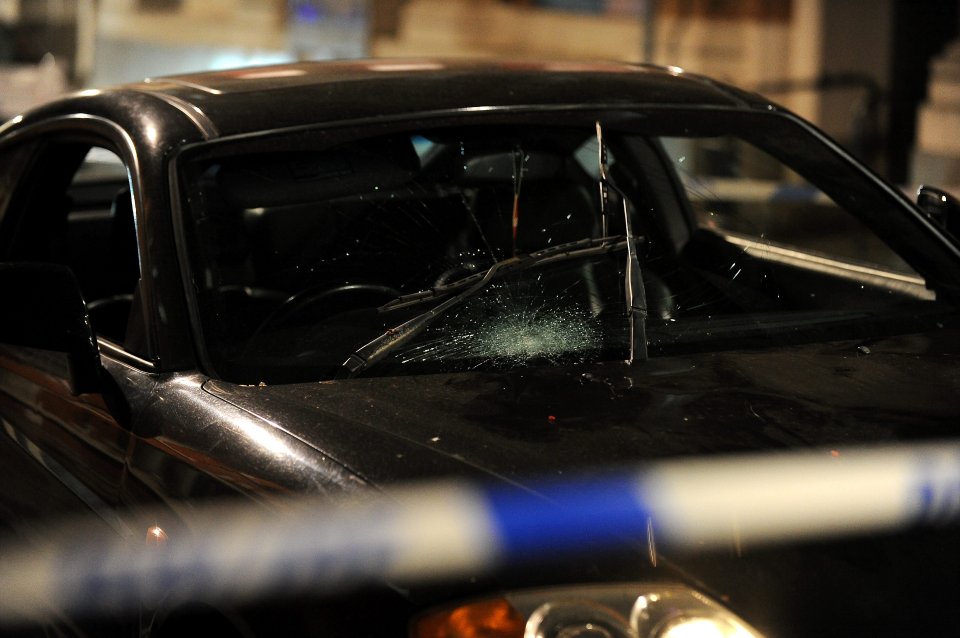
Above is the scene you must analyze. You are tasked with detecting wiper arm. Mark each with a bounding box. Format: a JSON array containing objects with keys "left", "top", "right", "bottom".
[
  {"left": 597, "top": 121, "right": 647, "bottom": 363},
  {"left": 379, "top": 235, "right": 627, "bottom": 313},
  {"left": 623, "top": 204, "right": 648, "bottom": 362},
  {"left": 338, "top": 235, "right": 628, "bottom": 378}
]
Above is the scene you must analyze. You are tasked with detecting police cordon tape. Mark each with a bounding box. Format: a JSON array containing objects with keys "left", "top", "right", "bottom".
[{"left": 2, "top": 441, "right": 960, "bottom": 622}]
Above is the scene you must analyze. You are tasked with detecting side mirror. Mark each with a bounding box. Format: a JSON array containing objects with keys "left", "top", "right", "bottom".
[
  {"left": 0, "top": 262, "right": 101, "bottom": 394},
  {"left": 917, "top": 185, "right": 960, "bottom": 239}
]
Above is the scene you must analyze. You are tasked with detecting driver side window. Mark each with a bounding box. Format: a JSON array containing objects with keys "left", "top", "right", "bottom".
[{"left": 1, "top": 141, "right": 146, "bottom": 354}]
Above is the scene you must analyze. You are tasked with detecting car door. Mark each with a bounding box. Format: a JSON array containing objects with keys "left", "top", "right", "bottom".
[{"left": 0, "top": 132, "right": 145, "bottom": 542}]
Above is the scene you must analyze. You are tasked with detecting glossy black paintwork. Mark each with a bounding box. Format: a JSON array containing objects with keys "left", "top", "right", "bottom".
[
  {"left": 0, "top": 60, "right": 958, "bottom": 636},
  {"left": 0, "top": 59, "right": 796, "bottom": 510},
  {"left": 0, "top": 60, "right": 774, "bottom": 376},
  {"left": 135, "top": 60, "right": 760, "bottom": 139},
  {"left": 10, "top": 61, "right": 760, "bottom": 145},
  {"left": 206, "top": 327, "right": 960, "bottom": 485}
]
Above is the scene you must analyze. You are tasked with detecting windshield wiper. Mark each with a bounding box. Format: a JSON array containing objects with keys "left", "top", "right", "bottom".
[
  {"left": 596, "top": 121, "right": 648, "bottom": 364},
  {"left": 337, "top": 235, "right": 628, "bottom": 378},
  {"left": 380, "top": 235, "right": 627, "bottom": 313}
]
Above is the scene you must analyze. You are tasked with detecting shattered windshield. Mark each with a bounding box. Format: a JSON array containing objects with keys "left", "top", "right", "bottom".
[{"left": 178, "top": 111, "right": 955, "bottom": 383}]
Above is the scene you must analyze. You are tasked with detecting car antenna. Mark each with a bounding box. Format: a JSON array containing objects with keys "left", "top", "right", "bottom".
[{"left": 596, "top": 121, "right": 648, "bottom": 364}]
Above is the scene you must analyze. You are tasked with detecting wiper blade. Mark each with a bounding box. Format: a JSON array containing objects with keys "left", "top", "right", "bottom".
[
  {"left": 379, "top": 235, "right": 628, "bottom": 312},
  {"left": 624, "top": 222, "right": 648, "bottom": 361},
  {"left": 338, "top": 235, "right": 628, "bottom": 378},
  {"left": 597, "top": 120, "right": 647, "bottom": 363}
]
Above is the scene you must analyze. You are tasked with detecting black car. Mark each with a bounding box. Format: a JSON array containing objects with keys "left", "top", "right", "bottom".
[{"left": 1, "top": 59, "right": 959, "bottom": 637}]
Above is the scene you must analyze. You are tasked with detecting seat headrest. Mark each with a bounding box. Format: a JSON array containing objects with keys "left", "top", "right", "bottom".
[{"left": 215, "top": 135, "right": 421, "bottom": 208}]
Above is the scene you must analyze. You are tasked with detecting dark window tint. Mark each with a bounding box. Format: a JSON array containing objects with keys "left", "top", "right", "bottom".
[{"left": 179, "top": 114, "right": 955, "bottom": 383}]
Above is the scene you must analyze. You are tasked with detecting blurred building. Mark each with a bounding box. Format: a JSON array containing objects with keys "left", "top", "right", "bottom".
[
  {"left": 913, "top": 39, "right": 960, "bottom": 188},
  {"left": 92, "top": 0, "right": 365, "bottom": 85},
  {"left": 0, "top": 0, "right": 956, "bottom": 189}
]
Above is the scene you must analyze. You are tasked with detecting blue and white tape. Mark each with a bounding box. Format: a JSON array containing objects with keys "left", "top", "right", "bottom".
[{"left": 2, "top": 442, "right": 960, "bottom": 622}]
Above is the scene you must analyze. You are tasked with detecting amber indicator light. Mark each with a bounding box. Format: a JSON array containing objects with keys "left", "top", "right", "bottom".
[{"left": 413, "top": 598, "right": 525, "bottom": 638}]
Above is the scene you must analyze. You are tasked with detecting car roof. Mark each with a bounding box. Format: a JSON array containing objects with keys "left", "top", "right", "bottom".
[
  {"left": 4, "top": 59, "right": 771, "bottom": 146},
  {"left": 128, "top": 59, "right": 767, "bottom": 139}
]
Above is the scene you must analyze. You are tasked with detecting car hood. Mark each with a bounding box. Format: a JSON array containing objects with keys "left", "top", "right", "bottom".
[
  {"left": 201, "top": 328, "right": 960, "bottom": 637},
  {"left": 203, "top": 328, "right": 960, "bottom": 487}
]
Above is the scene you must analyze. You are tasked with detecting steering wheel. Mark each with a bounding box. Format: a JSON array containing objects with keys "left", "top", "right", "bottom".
[{"left": 249, "top": 282, "right": 402, "bottom": 337}]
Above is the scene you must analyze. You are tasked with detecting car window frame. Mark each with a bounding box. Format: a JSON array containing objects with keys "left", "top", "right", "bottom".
[{"left": 0, "top": 116, "right": 159, "bottom": 372}]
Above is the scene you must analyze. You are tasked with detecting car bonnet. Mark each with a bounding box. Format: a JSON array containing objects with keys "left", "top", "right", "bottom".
[{"left": 201, "top": 326, "right": 960, "bottom": 487}]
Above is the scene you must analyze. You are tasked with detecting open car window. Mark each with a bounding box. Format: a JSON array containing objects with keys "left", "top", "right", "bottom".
[
  {"left": 1, "top": 142, "right": 146, "bottom": 353},
  {"left": 178, "top": 111, "right": 956, "bottom": 384}
]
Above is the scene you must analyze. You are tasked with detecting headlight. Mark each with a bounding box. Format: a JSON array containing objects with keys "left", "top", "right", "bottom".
[{"left": 411, "top": 584, "right": 763, "bottom": 638}]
